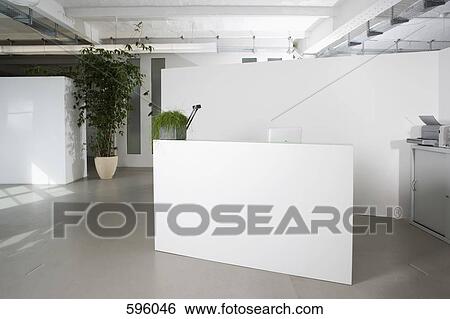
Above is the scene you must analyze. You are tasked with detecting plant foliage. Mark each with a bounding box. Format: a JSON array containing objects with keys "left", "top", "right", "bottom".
[
  {"left": 25, "top": 65, "right": 75, "bottom": 77},
  {"left": 73, "top": 46, "right": 144, "bottom": 157},
  {"left": 22, "top": 22, "right": 153, "bottom": 157},
  {"left": 152, "top": 111, "right": 188, "bottom": 139}
]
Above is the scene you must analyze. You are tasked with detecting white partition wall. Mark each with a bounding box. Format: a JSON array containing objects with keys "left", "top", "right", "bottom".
[
  {"left": 162, "top": 51, "right": 441, "bottom": 217},
  {"left": 0, "top": 77, "right": 86, "bottom": 185}
]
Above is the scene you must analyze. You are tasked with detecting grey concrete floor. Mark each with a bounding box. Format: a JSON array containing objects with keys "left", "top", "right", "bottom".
[{"left": 0, "top": 168, "right": 449, "bottom": 298}]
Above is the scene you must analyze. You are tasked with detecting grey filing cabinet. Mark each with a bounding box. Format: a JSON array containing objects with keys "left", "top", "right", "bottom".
[{"left": 411, "top": 145, "right": 450, "bottom": 243}]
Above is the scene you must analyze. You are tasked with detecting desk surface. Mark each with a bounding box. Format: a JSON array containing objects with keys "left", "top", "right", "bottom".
[{"left": 157, "top": 139, "right": 353, "bottom": 148}]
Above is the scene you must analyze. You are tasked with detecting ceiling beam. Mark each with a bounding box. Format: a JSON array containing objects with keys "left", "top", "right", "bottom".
[
  {"left": 65, "top": 5, "right": 334, "bottom": 19},
  {"left": 5, "top": 0, "right": 100, "bottom": 43},
  {"left": 302, "top": 0, "right": 403, "bottom": 55},
  {"left": 0, "top": 42, "right": 218, "bottom": 55}
]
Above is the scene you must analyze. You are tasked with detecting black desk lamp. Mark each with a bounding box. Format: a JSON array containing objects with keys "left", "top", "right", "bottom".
[{"left": 186, "top": 105, "right": 202, "bottom": 130}]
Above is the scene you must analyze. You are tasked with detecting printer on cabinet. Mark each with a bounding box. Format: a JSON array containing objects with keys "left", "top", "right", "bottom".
[{"left": 407, "top": 116, "right": 450, "bottom": 148}]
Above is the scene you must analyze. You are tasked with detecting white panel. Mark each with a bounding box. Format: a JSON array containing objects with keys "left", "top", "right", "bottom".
[
  {"left": 154, "top": 140, "right": 353, "bottom": 285},
  {"left": 162, "top": 51, "right": 440, "bottom": 217},
  {"left": 117, "top": 52, "right": 295, "bottom": 168},
  {"left": 0, "top": 77, "right": 86, "bottom": 185}
]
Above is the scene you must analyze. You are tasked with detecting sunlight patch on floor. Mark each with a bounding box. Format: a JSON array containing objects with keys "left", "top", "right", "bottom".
[
  {"left": 14, "top": 192, "right": 44, "bottom": 205},
  {"left": 0, "top": 197, "right": 18, "bottom": 210},
  {"left": 0, "top": 230, "right": 37, "bottom": 250},
  {"left": 44, "top": 187, "right": 73, "bottom": 197},
  {"left": 4, "top": 186, "right": 30, "bottom": 196}
]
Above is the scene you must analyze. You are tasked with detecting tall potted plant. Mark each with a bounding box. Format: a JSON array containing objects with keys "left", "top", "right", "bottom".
[{"left": 73, "top": 46, "right": 144, "bottom": 179}]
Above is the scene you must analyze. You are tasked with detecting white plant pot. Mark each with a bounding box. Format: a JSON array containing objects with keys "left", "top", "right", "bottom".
[
  {"left": 94, "top": 156, "right": 118, "bottom": 180},
  {"left": 160, "top": 127, "right": 186, "bottom": 140}
]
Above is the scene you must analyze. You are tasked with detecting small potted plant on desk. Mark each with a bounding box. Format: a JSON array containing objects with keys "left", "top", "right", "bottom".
[
  {"left": 152, "top": 111, "right": 188, "bottom": 140},
  {"left": 152, "top": 105, "right": 201, "bottom": 140}
]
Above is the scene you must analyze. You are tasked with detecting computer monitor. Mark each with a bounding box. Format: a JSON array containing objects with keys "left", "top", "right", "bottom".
[{"left": 268, "top": 127, "right": 302, "bottom": 144}]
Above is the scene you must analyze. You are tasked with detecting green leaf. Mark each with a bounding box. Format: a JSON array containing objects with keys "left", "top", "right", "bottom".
[
  {"left": 152, "top": 111, "right": 188, "bottom": 140},
  {"left": 71, "top": 45, "right": 144, "bottom": 157}
]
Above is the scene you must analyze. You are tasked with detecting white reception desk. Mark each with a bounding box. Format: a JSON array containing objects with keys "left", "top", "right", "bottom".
[{"left": 154, "top": 140, "right": 354, "bottom": 285}]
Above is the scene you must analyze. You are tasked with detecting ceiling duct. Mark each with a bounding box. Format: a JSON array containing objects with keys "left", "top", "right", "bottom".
[
  {"left": 391, "top": 15, "right": 410, "bottom": 25},
  {"left": 320, "top": 0, "right": 449, "bottom": 57},
  {"left": 424, "top": 0, "right": 446, "bottom": 8},
  {"left": 0, "top": 0, "right": 89, "bottom": 45}
]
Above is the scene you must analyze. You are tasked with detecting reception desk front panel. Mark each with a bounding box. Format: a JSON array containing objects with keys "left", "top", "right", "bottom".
[{"left": 154, "top": 141, "right": 354, "bottom": 284}]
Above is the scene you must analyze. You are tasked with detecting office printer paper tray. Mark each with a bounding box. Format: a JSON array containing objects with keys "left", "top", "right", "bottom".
[{"left": 407, "top": 138, "right": 439, "bottom": 146}]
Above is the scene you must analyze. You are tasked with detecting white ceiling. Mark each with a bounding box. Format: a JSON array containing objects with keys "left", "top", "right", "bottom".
[
  {"left": 55, "top": 0, "right": 341, "bottom": 7},
  {"left": 1, "top": 0, "right": 449, "bottom": 55},
  {"left": 91, "top": 16, "right": 322, "bottom": 40},
  {"left": 0, "top": 13, "right": 43, "bottom": 40},
  {"left": 50, "top": 0, "right": 341, "bottom": 40}
]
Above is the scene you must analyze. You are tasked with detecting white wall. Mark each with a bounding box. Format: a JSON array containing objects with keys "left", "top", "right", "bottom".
[
  {"left": 0, "top": 77, "right": 86, "bottom": 184},
  {"left": 440, "top": 48, "right": 450, "bottom": 123},
  {"left": 162, "top": 51, "right": 442, "bottom": 217},
  {"left": 155, "top": 52, "right": 294, "bottom": 68},
  {"left": 117, "top": 52, "right": 293, "bottom": 167}
]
